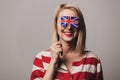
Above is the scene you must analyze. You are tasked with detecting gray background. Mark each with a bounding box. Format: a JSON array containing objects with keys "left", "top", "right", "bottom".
[{"left": 0, "top": 0, "right": 120, "bottom": 80}]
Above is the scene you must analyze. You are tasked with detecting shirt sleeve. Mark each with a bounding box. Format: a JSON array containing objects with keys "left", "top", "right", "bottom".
[
  {"left": 30, "top": 51, "right": 45, "bottom": 80},
  {"left": 95, "top": 59, "right": 104, "bottom": 80}
]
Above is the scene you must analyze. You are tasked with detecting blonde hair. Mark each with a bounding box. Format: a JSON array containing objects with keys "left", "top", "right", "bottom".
[{"left": 52, "top": 3, "right": 86, "bottom": 54}]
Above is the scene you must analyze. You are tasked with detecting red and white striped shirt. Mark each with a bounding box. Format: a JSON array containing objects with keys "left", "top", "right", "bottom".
[{"left": 30, "top": 50, "right": 103, "bottom": 80}]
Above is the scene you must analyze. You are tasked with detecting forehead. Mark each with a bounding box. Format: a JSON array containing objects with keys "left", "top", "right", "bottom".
[{"left": 58, "top": 9, "right": 78, "bottom": 17}]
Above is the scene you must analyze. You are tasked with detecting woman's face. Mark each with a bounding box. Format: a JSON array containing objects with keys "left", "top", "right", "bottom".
[{"left": 57, "top": 9, "right": 79, "bottom": 42}]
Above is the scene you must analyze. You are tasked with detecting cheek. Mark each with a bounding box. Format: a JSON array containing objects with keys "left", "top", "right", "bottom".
[
  {"left": 56, "top": 26, "right": 62, "bottom": 35},
  {"left": 57, "top": 19, "right": 64, "bottom": 29}
]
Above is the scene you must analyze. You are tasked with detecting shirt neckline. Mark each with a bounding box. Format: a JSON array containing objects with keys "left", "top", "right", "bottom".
[{"left": 59, "top": 52, "right": 87, "bottom": 71}]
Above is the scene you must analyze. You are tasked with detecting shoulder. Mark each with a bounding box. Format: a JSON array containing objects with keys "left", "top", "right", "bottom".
[
  {"left": 84, "top": 51, "right": 101, "bottom": 63},
  {"left": 85, "top": 51, "right": 99, "bottom": 59},
  {"left": 35, "top": 50, "right": 51, "bottom": 59}
]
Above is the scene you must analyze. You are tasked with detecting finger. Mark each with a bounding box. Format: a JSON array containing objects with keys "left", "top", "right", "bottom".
[
  {"left": 56, "top": 47, "right": 62, "bottom": 51},
  {"left": 50, "top": 41, "right": 61, "bottom": 48},
  {"left": 56, "top": 44, "right": 62, "bottom": 48},
  {"left": 54, "top": 48, "right": 62, "bottom": 54},
  {"left": 55, "top": 41, "right": 61, "bottom": 45}
]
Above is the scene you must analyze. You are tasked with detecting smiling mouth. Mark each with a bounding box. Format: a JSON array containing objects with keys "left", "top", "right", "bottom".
[{"left": 63, "top": 32, "right": 73, "bottom": 37}]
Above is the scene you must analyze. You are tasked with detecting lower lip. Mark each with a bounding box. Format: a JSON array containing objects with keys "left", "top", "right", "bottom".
[{"left": 64, "top": 33, "right": 73, "bottom": 37}]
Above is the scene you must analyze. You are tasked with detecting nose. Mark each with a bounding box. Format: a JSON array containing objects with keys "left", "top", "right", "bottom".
[{"left": 66, "top": 25, "right": 71, "bottom": 29}]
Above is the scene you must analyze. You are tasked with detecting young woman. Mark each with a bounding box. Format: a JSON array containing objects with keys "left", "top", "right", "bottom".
[{"left": 30, "top": 3, "right": 103, "bottom": 80}]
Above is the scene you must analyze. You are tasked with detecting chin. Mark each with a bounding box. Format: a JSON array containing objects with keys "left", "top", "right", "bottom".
[{"left": 63, "top": 37, "right": 74, "bottom": 42}]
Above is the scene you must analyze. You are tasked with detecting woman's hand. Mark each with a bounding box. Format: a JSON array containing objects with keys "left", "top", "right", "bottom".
[
  {"left": 50, "top": 41, "right": 63, "bottom": 63},
  {"left": 42, "top": 41, "right": 63, "bottom": 80}
]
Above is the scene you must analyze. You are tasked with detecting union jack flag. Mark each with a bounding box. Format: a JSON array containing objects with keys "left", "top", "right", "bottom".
[{"left": 61, "top": 16, "right": 79, "bottom": 28}]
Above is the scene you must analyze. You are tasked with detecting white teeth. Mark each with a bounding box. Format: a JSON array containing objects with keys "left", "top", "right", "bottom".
[{"left": 64, "top": 32, "right": 72, "bottom": 34}]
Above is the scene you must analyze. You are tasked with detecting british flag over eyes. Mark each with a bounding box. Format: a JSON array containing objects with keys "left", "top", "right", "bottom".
[{"left": 61, "top": 16, "right": 79, "bottom": 28}]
